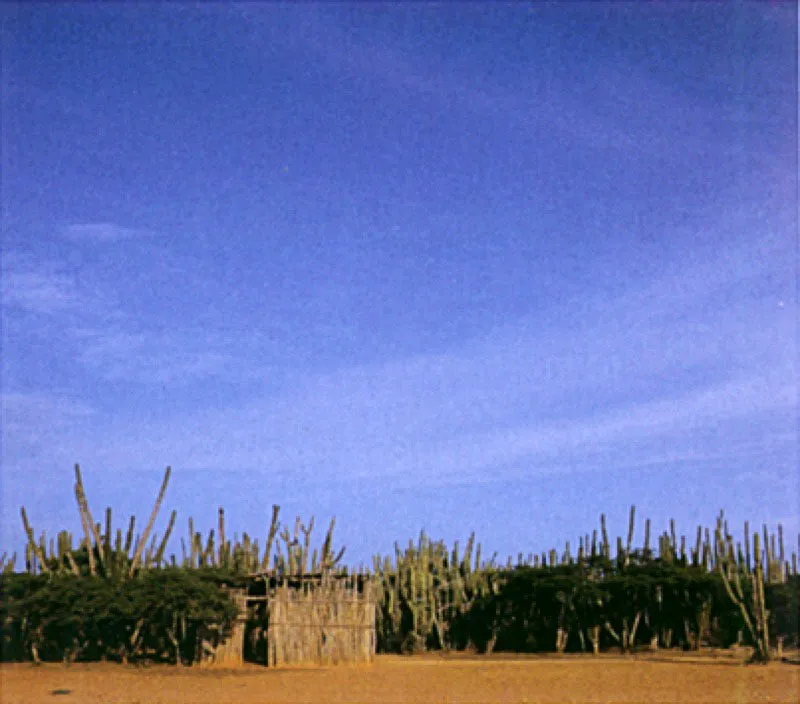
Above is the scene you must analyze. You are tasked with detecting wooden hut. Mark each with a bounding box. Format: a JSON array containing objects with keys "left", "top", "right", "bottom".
[
  {"left": 267, "top": 575, "right": 376, "bottom": 666},
  {"left": 207, "top": 575, "right": 375, "bottom": 667}
]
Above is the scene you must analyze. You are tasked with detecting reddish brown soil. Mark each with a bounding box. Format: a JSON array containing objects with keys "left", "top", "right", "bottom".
[{"left": 1, "top": 653, "right": 797, "bottom": 703}]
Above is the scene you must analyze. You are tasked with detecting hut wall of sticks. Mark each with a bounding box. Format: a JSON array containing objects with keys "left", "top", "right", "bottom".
[
  {"left": 206, "top": 588, "right": 250, "bottom": 667},
  {"left": 266, "top": 574, "right": 376, "bottom": 667}
]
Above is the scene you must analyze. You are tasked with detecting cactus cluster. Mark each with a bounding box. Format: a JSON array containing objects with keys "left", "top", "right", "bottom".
[
  {"left": 15, "top": 464, "right": 346, "bottom": 581},
  {"left": 181, "top": 506, "right": 345, "bottom": 577},
  {"left": 371, "top": 531, "right": 498, "bottom": 652},
  {"left": 367, "top": 506, "right": 797, "bottom": 657},
  {"left": 715, "top": 512, "right": 774, "bottom": 662},
  {"left": 17, "top": 464, "right": 175, "bottom": 578},
  {"left": 10, "top": 466, "right": 799, "bottom": 664}
]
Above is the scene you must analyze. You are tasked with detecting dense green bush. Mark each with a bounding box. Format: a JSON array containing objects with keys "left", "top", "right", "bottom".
[
  {"left": 449, "top": 561, "right": 798, "bottom": 655},
  {"left": 767, "top": 575, "right": 800, "bottom": 648},
  {"left": 0, "top": 569, "right": 239, "bottom": 664}
]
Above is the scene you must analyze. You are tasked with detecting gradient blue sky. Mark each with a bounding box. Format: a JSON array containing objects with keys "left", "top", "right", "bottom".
[{"left": 2, "top": 2, "right": 797, "bottom": 567}]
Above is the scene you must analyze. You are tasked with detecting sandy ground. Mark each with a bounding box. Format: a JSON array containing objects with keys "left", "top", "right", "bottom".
[{"left": 1, "top": 654, "right": 798, "bottom": 703}]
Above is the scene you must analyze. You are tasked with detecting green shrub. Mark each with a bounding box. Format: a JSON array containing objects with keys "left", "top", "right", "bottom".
[{"left": 0, "top": 569, "right": 238, "bottom": 664}]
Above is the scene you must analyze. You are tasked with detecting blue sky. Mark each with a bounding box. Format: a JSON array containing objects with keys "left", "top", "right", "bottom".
[{"left": 2, "top": 2, "right": 797, "bottom": 567}]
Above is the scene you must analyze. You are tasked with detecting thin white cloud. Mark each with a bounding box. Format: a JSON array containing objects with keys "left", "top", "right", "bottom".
[
  {"left": 2, "top": 269, "right": 79, "bottom": 313},
  {"left": 2, "top": 392, "right": 96, "bottom": 425},
  {"left": 1, "top": 202, "right": 794, "bottom": 492},
  {"left": 1, "top": 393, "right": 96, "bottom": 469},
  {"left": 1, "top": 252, "right": 121, "bottom": 324},
  {"left": 38, "top": 361, "right": 792, "bottom": 491},
  {"left": 71, "top": 326, "right": 267, "bottom": 385},
  {"left": 233, "top": 5, "right": 742, "bottom": 162},
  {"left": 3, "top": 246, "right": 246, "bottom": 386},
  {"left": 63, "top": 223, "right": 151, "bottom": 243},
  {"left": 398, "top": 371, "right": 794, "bottom": 483},
  {"left": 2, "top": 252, "right": 83, "bottom": 315},
  {"left": 31, "top": 260, "right": 791, "bottom": 481}
]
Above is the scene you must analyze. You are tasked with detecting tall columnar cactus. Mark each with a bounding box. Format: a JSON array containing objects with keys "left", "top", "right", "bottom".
[
  {"left": 600, "top": 514, "right": 610, "bottom": 559},
  {"left": 715, "top": 513, "right": 770, "bottom": 663},
  {"left": 74, "top": 464, "right": 101, "bottom": 575},
  {"left": 128, "top": 466, "right": 172, "bottom": 576},
  {"left": 20, "top": 507, "right": 49, "bottom": 574},
  {"left": 370, "top": 530, "right": 497, "bottom": 653},
  {"left": 218, "top": 507, "right": 228, "bottom": 567},
  {"left": 153, "top": 510, "right": 177, "bottom": 567},
  {"left": 0, "top": 552, "right": 17, "bottom": 573},
  {"left": 260, "top": 505, "right": 281, "bottom": 572},
  {"left": 625, "top": 505, "right": 636, "bottom": 563}
]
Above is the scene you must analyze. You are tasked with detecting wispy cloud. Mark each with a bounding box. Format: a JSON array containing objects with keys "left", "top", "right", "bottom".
[
  {"left": 43, "top": 351, "right": 791, "bottom": 492},
  {"left": 234, "top": 5, "right": 756, "bottom": 165},
  {"left": 2, "top": 255, "right": 81, "bottom": 314},
  {"left": 72, "top": 327, "right": 252, "bottom": 385},
  {"left": 2, "top": 202, "right": 794, "bottom": 493},
  {"left": 401, "top": 371, "right": 794, "bottom": 484},
  {"left": 2, "top": 269, "right": 79, "bottom": 314},
  {"left": 237, "top": 6, "right": 629, "bottom": 153},
  {"left": 31, "top": 237, "right": 791, "bottom": 487},
  {"left": 62, "top": 223, "right": 151, "bottom": 243},
  {"left": 2, "top": 392, "right": 96, "bottom": 427},
  {"left": 1, "top": 250, "right": 123, "bottom": 331},
  {"left": 3, "top": 243, "right": 248, "bottom": 387},
  {"left": 1, "top": 392, "right": 96, "bottom": 469}
]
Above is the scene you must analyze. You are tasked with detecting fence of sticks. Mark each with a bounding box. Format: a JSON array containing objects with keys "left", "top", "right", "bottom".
[{"left": 262, "top": 574, "right": 376, "bottom": 667}]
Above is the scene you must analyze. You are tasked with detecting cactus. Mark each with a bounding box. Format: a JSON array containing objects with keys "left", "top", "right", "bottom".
[
  {"left": 153, "top": 510, "right": 177, "bottom": 567},
  {"left": 128, "top": 466, "right": 171, "bottom": 576},
  {"left": 73, "top": 465, "right": 101, "bottom": 575},
  {"left": 301, "top": 518, "right": 314, "bottom": 574},
  {"left": 103, "top": 507, "right": 112, "bottom": 565},
  {"left": 260, "top": 505, "right": 281, "bottom": 573},
  {"left": 670, "top": 519, "right": 677, "bottom": 557},
  {"left": 218, "top": 507, "right": 227, "bottom": 567},
  {"left": 715, "top": 513, "right": 770, "bottom": 663},
  {"left": 19, "top": 507, "right": 49, "bottom": 574},
  {"left": 1, "top": 552, "right": 17, "bottom": 573},
  {"left": 625, "top": 505, "right": 636, "bottom": 559},
  {"left": 600, "top": 514, "right": 609, "bottom": 558},
  {"left": 124, "top": 516, "right": 136, "bottom": 555},
  {"left": 371, "top": 530, "right": 498, "bottom": 653}
]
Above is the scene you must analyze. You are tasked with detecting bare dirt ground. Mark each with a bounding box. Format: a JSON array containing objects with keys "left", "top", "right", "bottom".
[{"left": 1, "top": 653, "right": 797, "bottom": 703}]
